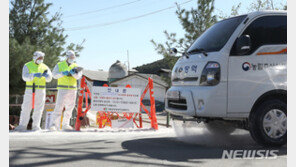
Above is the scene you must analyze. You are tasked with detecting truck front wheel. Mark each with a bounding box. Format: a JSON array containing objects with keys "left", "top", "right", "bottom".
[{"left": 249, "top": 99, "right": 287, "bottom": 146}]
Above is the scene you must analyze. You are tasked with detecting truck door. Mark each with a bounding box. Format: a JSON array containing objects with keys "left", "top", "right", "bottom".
[{"left": 227, "top": 15, "right": 287, "bottom": 116}]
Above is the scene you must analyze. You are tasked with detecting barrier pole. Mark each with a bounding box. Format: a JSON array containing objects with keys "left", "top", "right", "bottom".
[
  {"left": 75, "top": 77, "right": 86, "bottom": 131},
  {"left": 139, "top": 113, "right": 143, "bottom": 128},
  {"left": 60, "top": 108, "right": 65, "bottom": 130},
  {"left": 98, "top": 112, "right": 103, "bottom": 128},
  {"left": 85, "top": 91, "right": 88, "bottom": 109},
  {"left": 149, "top": 78, "right": 158, "bottom": 130}
]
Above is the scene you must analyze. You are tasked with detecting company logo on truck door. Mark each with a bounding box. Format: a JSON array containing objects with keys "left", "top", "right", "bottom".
[
  {"left": 242, "top": 62, "right": 251, "bottom": 71},
  {"left": 242, "top": 62, "right": 286, "bottom": 71}
]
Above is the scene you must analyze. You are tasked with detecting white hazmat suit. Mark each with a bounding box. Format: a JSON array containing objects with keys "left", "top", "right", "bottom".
[
  {"left": 15, "top": 51, "right": 52, "bottom": 131},
  {"left": 49, "top": 51, "right": 82, "bottom": 131}
]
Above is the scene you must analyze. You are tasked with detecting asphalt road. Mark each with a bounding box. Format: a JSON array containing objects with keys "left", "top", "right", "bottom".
[{"left": 9, "top": 126, "right": 287, "bottom": 167}]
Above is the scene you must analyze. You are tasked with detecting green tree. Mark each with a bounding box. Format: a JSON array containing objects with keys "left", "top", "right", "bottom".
[
  {"left": 220, "top": 0, "right": 287, "bottom": 19},
  {"left": 151, "top": 0, "right": 217, "bottom": 85},
  {"left": 248, "top": 0, "right": 286, "bottom": 11},
  {"left": 9, "top": 0, "right": 84, "bottom": 94},
  {"left": 151, "top": 0, "right": 217, "bottom": 67}
]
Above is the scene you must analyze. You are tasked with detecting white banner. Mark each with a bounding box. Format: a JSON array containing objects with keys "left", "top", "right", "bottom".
[{"left": 91, "top": 87, "right": 141, "bottom": 113}]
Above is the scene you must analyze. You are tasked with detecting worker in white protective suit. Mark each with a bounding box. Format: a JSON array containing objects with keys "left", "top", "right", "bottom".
[
  {"left": 14, "top": 51, "right": 53, "bottom": 131},
  {"left": 49, "top": 50, "right": 82, "bottom": 131}
]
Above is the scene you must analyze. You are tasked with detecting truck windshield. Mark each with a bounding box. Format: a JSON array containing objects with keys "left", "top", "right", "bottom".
[{"left": 187, "top": 15, "right": 247, "bottom": 53}]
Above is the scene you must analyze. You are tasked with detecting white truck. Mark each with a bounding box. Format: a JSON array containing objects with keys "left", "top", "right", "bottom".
[{"left": 166, "top": 11, "right": 287, "bottom": 146}]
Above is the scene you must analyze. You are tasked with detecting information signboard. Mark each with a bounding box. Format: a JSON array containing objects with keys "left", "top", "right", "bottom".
[{"left": 91, "top": 87, "right": 141, "bottom": 113}]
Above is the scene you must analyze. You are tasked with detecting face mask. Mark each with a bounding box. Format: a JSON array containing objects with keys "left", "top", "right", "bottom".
[
  {"left": 36, "top": 59, "right": 43, "bottom": 65},
  {"left": 67, "top": 58, "right": 75, "bottom": 64}
]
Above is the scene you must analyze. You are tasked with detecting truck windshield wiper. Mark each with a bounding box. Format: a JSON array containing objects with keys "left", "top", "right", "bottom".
[
  {"left": 182, "top": 51, "right": 189, "bottom": 58},
  {"left": 187, "top": 48, "right": 208, "bottom": 57}
]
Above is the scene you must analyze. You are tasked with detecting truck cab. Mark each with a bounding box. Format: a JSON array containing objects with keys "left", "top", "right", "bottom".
[{"left": 165, "top": 11, "right": 287, "bottom": 146}]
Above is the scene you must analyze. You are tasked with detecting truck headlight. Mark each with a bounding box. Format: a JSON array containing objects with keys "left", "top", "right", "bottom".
[
  {"left": 171, "top": 73, "right": 176, "bottom": 82},
  {"left": 200, "top": 62, "right": 220, "bottom": 86},
  {"left": 171, "top": 67, "right": 178, "bottom": 82}
]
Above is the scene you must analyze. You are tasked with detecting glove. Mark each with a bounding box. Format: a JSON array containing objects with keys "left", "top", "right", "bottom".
[
  {"left": 62, "top": 71, "right": 69, "bottom": 76},
  {"left": 33, "top": 73, "right": 42, "bottom": 78},
  {"left": 42, "top": 73, "right": 49, "bottom": 77},
  {"left": 42, "top": 70, "right": 48, "bottom": 77},
  {"left": 69, "top": 69, "right": 77, "bottom": 75}
]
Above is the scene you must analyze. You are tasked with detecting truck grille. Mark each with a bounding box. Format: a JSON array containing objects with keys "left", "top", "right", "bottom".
[
  {"left": 168, "top": 99, "right": 187, "bottom": 110},
  {"left": 172, "top": 77, "right": 198, "bottom": 82}
]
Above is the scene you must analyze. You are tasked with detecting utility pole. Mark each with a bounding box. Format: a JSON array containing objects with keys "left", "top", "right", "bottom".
[{"left": 127, "top": 50, "right": 130, "bottom": 74}]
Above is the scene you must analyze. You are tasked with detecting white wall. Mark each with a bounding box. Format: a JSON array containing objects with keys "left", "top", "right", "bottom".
[{"left": 111, "top": 76, "right": 166, "bottom": 102}]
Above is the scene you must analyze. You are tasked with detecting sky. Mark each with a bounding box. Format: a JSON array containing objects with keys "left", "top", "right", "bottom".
[{"left": 45, "top": 0, "right": 286, "bottom": 71}]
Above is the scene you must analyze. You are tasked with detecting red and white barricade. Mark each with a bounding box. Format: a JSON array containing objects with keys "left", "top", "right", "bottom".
[{"left": 74, "top": 76, "right": 158, "bottom": 131}]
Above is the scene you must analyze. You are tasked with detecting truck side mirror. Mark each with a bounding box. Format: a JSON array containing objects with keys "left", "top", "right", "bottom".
[
  {"left": 236, "top": 35, "right": 251, "bottom": 55},
  {"left": 169, "top": 48, "right": 178, "bottom": 56}
]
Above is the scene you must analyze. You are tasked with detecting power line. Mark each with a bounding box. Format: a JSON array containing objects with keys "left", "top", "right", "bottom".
[
  {"left": 63, "top": 0, "right": 160, "bottom": 24},
  {"left": 64, "top": 0, "right": 142, "bottom": 18},
  {"left": 65, "top": 0, "right": 193, "bottom": 31}
]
